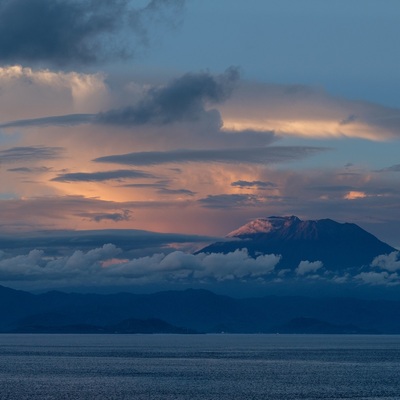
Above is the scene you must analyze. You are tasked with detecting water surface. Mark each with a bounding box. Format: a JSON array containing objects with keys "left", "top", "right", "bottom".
[{"left": 0, "top": 334, "right": 399, "bottom": 399}]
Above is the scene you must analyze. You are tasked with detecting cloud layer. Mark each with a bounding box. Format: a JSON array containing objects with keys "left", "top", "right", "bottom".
[
  {"left": 0, "top": 239, "right": 398, "bottom": 290},
  {"left": 221, "top": 82, "right": 400, "bottom": 141},
  {"left": 93, "top": 146, "right": 326, "bottom": 166},
  {"left": 51, "top": 169, "right": 155, "bottom": 182},
  {"left": 0, "top": 246, "right": 280, "bottom": 288}
]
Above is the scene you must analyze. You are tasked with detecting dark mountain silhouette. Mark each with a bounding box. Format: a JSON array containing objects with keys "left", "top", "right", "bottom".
[
  {"left": 1, "top": 285, "right": 400, "bottom": 334},
  {"left": 197, "top": 216, "right": 395, "bottom": 270}
]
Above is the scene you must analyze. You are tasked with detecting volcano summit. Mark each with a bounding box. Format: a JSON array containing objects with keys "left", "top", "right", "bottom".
[{"left": 198, "top": 216, "right": 395, "bottom": 271}]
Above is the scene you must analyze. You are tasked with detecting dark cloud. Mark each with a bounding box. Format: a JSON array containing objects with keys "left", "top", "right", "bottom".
[
  {"left": 339, "top": 114, "right": 358, "bottom": 125},
  {"left": 231, "top": 180, "right": 277, "bottom": 189},
  {"left": 0, "top": 69, "right": 242, "bottom": 131},
  {"left": 121, "top": 180, "right": 169, "bottom": 189},
  {"left": 93, "top": 146, "right": 327, "bottom": 166},
  {"left": 377, "top": 164, "right": 400, "bottom": 173},
  {"left": 0, "top": 146, "right": 63, "bottom": 163},
  {"left": 7, "top": 167, "right": 32, "bottom": 173},
  {"left": 76, "top": 210, "right": 133, "bottom": 223},
  {"left": 120, "top": 180, "right": 196, "bottom": 196},
  {"left": 0, "top": 68, "right": 276, "bottom": 152},
  {"left": 51, "top": 169, "right": 155, "bottom": 183},
  {"left": 198, "top": 194, "right": 261, "bottom": 209},
  {"left": 97, "top": 67, "right": 239, "bottom": 125},
  {"left": 7, "top": 166, "right": 52, "bottom": 173},
  {"left": 157, "top": 188, "right": 196, "bottom": 196},
  {"left": 0, "top": 0, "right": 185, "bottom": 66}
]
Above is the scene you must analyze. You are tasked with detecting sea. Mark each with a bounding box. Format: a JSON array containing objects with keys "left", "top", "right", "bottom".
[{"left": 0, "top": 334, "right": 399, "bottom": 399}]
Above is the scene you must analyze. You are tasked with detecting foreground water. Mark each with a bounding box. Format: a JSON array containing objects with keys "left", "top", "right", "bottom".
[{"left": 0, "top": 334, "right": 399, "bottom": 399}]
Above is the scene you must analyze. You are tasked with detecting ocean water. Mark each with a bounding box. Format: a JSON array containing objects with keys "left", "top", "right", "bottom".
[{"left": 0, "top": 334, "right": 399, "bottom": 399}]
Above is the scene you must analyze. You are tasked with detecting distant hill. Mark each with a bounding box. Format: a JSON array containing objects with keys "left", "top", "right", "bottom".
[
  {"left": 197, "top": 216, "right": 395, "bottom": 270},
  {"left": 1, "top": 285, "right": 400, "bottom": 334}
]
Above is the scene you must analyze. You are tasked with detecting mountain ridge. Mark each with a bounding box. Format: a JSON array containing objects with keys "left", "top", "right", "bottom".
[{"left": 1, "top": 284, "right": 400, "bottom": 333}]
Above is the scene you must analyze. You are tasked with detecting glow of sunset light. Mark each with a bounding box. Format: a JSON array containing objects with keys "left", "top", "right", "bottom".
[
  {"left": 222, "top": 118, "right": 390, "bottom": 141},
  {"left": 344, "top": 191, "right": 367, "bottom": 200}
]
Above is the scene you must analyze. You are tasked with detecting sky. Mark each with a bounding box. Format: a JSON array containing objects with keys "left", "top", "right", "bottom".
[{"left": 1, "top": 0, "right": 400, "bottom": 293}]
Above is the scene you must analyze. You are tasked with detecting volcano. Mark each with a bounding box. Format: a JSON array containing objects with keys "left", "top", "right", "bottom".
[{"left": 197, "top": 216, "right": 395, "bottom": 271}]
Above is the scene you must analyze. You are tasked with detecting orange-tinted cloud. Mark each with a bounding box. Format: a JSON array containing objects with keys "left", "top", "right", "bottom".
[{"left": 220, "top": 82, "right": 400, "bottom": 141}]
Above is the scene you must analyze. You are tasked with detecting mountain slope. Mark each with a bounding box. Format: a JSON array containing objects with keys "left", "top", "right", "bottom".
[{"left": 197, "top": 216, "right": 395, "bottom": 270}]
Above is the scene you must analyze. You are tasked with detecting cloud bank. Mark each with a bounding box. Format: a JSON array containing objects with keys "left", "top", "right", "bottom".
[
  {"left": 0, "top": 246, "right": 280, "bottom": 288},
  {"left": 1, "top": 241, "right": 399, "bottom": 290}
]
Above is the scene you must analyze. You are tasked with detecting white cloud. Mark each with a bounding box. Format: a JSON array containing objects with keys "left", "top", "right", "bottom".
[
  {"left": 0, "top": 249, "right": 45, "bottom": 277},
  {"left": 371, "top": 251, "right": 400, "bottom": 272},
  {"left": 0, "top": 244, "right": 121, "bottom": 281},
  {"left": 192, "top": 250, "right": 280, "bottom": 280},
  {"left": 356, "top": 251, "right": 400, "bottom": 285},
  {"left": 355, "top": 271, "right": 400, "bottom": 286},
  {"left": 296, "top": 260, "right": 323, "bottom": 276},
  {"left": 100, "top": 248, "right": 281, "bottom": 282},
  {"left": 0, "top": 246, "right": 281, "bottom": 288}
]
